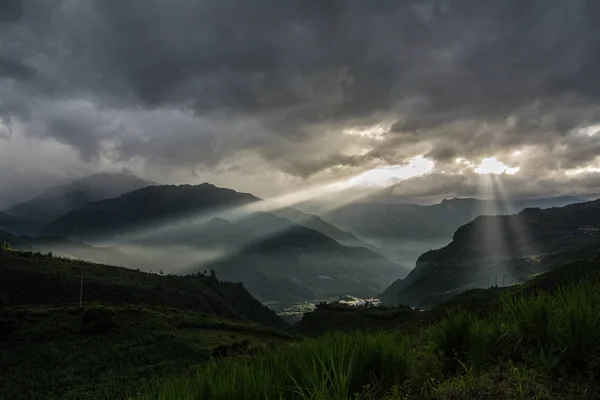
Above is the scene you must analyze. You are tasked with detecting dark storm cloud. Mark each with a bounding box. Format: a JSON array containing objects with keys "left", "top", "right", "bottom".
[{"left": 1, "top": 0, "right": 600, "bottom": 199}]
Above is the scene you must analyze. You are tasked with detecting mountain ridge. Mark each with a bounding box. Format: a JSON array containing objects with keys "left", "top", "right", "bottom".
[
  {"left": 43, "top": 183, "right": 407, "bottom": 303},
  {"left": 321, "top": 195, "right": 584, "bottom": 269},
  {"left": 379, "top": 199, "right": 600, "bottom": 308}
]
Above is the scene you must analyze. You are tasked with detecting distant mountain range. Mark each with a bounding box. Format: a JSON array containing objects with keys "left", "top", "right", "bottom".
[
  {"left": 43, "top": 183, "right": 406, "bottom": 303},
  {"left": 321, "top": 196, "right": 584, "bottom": 269},
  {"left": 379, "top": 199, "right": 600, "bottom": 308},
  {"left": 4, "top": 172, "right": 154, "bottom": 230},
  {"left": 1, "top": 171, "right": 590, "bottom": 308}
]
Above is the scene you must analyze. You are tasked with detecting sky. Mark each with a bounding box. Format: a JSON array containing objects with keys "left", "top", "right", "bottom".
[{"left": 1, "top": 0, "right": 600, "bottom": 208}]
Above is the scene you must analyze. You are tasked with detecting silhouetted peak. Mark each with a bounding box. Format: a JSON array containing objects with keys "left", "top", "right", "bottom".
[{"left": 204, "top": 217, "right": 233, "bottom": 228}]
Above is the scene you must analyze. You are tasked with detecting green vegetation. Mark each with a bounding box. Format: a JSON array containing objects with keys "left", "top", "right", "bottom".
[
  {"left": 137, "top": 262, "right": 600, "bottom": 400},
  {"left": 0, "top": 304, "right": 291, "bottom": 400},
  {"left": 0, "top": 248, "right": 283, "bottom": 327},
  {"left": 2, "top": 219, "right": 600, "bottom": 399},
  {"left": 0, "top": 247, "right": 288, "bottom": 399}
]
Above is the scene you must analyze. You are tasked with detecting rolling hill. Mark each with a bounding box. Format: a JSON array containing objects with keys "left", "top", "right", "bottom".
[{"left": 0, "top": 246, "right": 284, "bottom": 327}]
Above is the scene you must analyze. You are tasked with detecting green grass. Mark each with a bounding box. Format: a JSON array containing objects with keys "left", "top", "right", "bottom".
[
  {"left": 137, "top": 278, "right": 600, "bottom": 400},
  {"left": 0, "top": 304, "right": 291, "bottom": 400},
  {"left": 3, "top": 258, "right": 600, "bottom": 399}
]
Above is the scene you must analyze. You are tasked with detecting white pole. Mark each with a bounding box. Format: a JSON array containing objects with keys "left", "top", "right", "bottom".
[{"left": 79, "top": 268, "right": 83, "bottom": 307}]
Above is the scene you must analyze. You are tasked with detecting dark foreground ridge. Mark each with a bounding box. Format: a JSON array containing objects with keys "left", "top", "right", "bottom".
[{"left": 0, "top": 245, "right": 284, "bottom": 328}]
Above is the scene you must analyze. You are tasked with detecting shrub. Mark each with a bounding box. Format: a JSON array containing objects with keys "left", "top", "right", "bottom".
[
  {"left": 501, "top": 291, "right": 552, "bottom": 349},
  {"left": 552, "top": 281, "right": 600, "bottom": 369},
  {"left": 432, "top": 309, "right": 477, "bottom": 373}
]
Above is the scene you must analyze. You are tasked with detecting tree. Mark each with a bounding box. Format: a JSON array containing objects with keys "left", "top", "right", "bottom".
[
  {"left": 210, "top": 269, "right": 217, "bottom": 280},
  {"left": 0, "top": 241, "right": 11, "bottom": 251}
]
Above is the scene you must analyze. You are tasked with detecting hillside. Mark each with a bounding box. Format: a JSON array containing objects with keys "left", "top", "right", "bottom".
[
  {"left": 0, "top": 212, "right": 38, "bottom": 236},
  {"left": 3, "top": 248, "right": 599, "bottom": 399},
  {"left": 6, "top": 172, "right": 153, "bottom": 226},
  {"left": 322, "top": 196, "right": 583, "bottom": 268},
  {"left": 139, "top": 259, "right": 600, "bottom": 400},
  {"left": 44, "top": 184, "right": 406, "bottom": 303},
  {"left": 295, "top": 258, "right": 600, "bottom": 335},
  {"left": 0, "top": 304, "right": 290, "bottom": 400},
  {"left": 0, "top": 247, "right": 284, "bottom": 327},
  {"left": 200, "top": 213, "right": 402, "bottom": 303},
  {"left": 379, "top": 199, "right": 600, "bottom": 308}
]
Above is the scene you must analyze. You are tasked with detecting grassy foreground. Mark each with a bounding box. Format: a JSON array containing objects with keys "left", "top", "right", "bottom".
[
  {"left": 0, "top": 304, "right": 290, "bottom": 400},
  {"left": 138, "top": 279, "right": 600, "bottom": 400}
]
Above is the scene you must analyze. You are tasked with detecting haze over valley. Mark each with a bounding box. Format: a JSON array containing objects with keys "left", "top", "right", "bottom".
[
  {"left": 0, "top": 172, "right": 593, "bottom": 311},
  {"left": 2, "top": 1, "right": 600, "bottom": 399}
]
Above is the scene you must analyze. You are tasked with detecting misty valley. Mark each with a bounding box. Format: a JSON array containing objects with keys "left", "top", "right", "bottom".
[
  {"left": 1, "top": 174, "right": 586, "bottom": 314},
  {"left": 3, "top": 171, "right": 600, "bottom": 400},
  {"left": 4, "top": 2, "right": 600, "bottom": 398}
]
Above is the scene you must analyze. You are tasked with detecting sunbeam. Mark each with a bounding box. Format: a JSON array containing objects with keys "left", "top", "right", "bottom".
[
  {"left": 90, "top": 157, "right": 435, "bottom": 257},
  {"left": 490, "top": 175, "right": 539, "bottom": 259},
  {"left": 474, "top": 173, "right": 512, "bottom": 288},
  {"left": 179, "top": 182, "right": 413, "bottom": 274},
  {"left": 123, "top": 157, "right": 434, "bottom": 275}
]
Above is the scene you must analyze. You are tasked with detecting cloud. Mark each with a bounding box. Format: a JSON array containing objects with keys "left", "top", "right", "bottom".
[{"left": 1, "top": 0, "right": 600, "bottom": 203}]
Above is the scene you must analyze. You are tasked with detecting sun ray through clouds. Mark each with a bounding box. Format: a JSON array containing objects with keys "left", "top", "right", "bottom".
[
  {"left": 474, "top": 173, "right": 511, "bottom": 288},
  {"left": 94, "top": 156, "right": 435, "bottom": 273},
  {"left": 490, "top": 174, "right": 539, "bottom": 285}
]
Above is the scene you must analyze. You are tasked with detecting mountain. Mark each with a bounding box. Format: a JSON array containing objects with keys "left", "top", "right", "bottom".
[
  {"left": 379, "top": 199, "right": 600, "bottom": 308},
  {"left": 6, "top": 172, "right": 154, "bottom": 227},
  {"left": 273, "top": 208, "right": 361, "bottom": 244},
  {"left": 0, "top": 246, "right": 284, "bottom": 327},
  {"left": 44, "top": 184, "right": 406, "bottom": 303},
  {"left": 45, "top": 183, "right": 260, "bottom": 242},
  {"left": 295, "top": 257, "right": 600, "bottom": 335},
  {"left": 322, "top": 196, "right": 584, "bottom": 269},
  {"left": 0, "top": 212, "right": 38, "bottom": 235},
  {"left": 198, "top": 213, "right": 402, "bottom": 303}
]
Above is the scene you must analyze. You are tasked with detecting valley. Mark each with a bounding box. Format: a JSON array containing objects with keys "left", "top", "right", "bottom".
[
  {"left": 5, "top": 4, "right": 600, "bottom": 398},
  {"left": 1, "top": 174, "right": 599, "bottom": 399}
]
